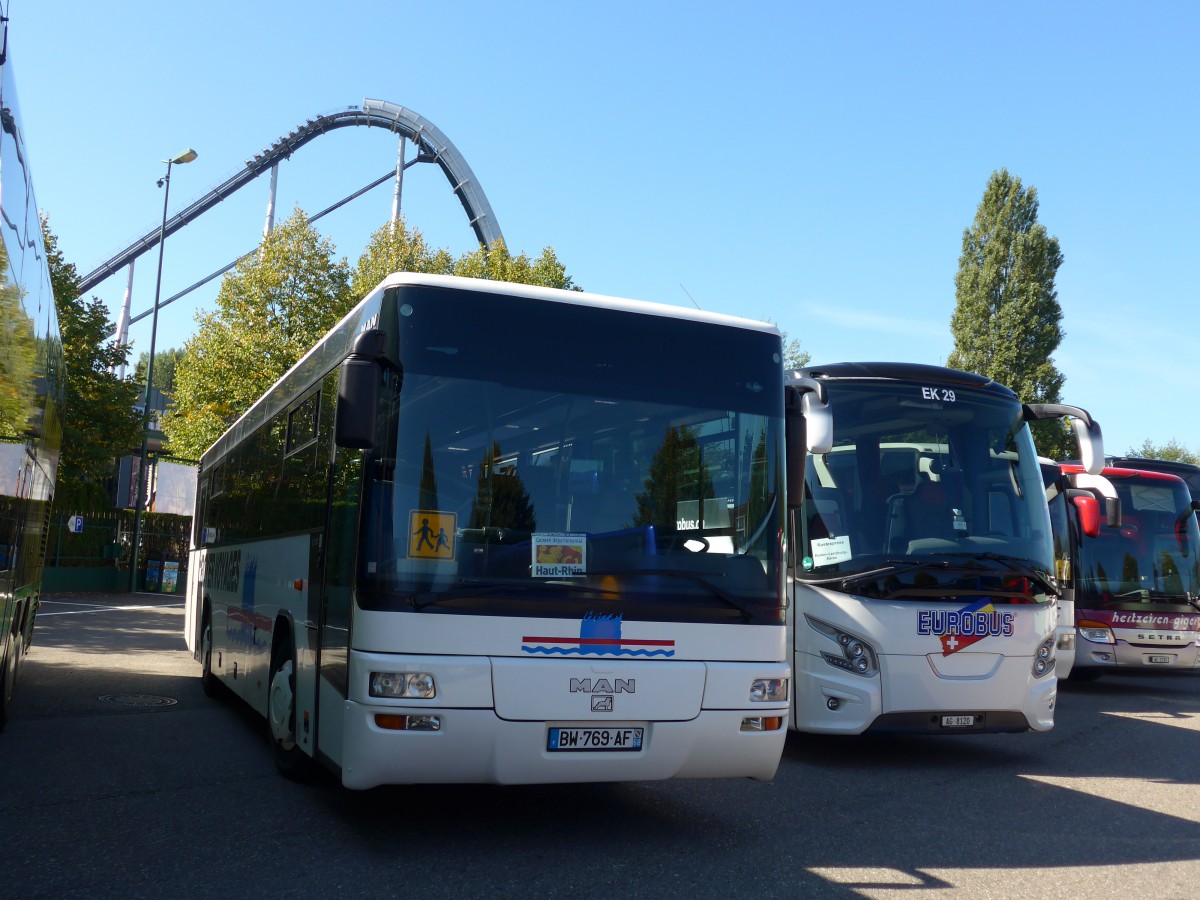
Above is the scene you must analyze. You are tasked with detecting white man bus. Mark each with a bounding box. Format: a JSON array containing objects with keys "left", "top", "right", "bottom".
[
  {"left": 186, "top": 273, "right": 790, "bottom": 787},
  {"left": 782, "top": 363, "right": 1102, "bottom": 735}
]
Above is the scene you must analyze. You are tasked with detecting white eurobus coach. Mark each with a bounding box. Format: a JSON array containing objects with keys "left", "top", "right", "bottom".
[
  {"left": 185, "top": 273, "right": 791, "bottom": 788},
  {"left": 783, "top": 363, "right": 1102, "bottom": 735}
]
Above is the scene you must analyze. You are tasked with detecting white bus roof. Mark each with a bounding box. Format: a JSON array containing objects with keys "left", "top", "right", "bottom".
[{"left": 374, "top": 272, "right": 780, "bottom": 335}]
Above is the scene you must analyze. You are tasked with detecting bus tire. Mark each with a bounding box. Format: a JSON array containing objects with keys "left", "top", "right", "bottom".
[
  {"left": 200, "top": 611, "right": 220, "bottom": 697},
  {"left": 268, "top": 636, "right": 313, "bottom": 780}
]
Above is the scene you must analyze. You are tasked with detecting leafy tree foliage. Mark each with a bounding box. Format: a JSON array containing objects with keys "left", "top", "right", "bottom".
[
  {"left": 133, "top": 347, "right": 187, "bottom": 399},
  {"left": 947, "top": 169, "right": 1070, "bottom": 457},
  {"left": 0, "top": 239, "right": 37, "bottom": 439},
  {"left": 1126, "top": 438, "right": 1200, "bottom": 465},
  {"left": 350, "top": 216, "right": 454, "bottom": 298},
  {"left": 779, "top": 328, "right": 811, "bottom": 370},
  {"left": 453, "top": 241, "right": 577, "bottom": 290},
  {"left": 43, "top": 216, "right": 142, "bottom": 507},
  {"left": 168, "top": 209, "right": 581, "bottom": 462},
  {"left": 351, "top": 217, "right": 577, "bottom": 298},
  {"left": 166, "top": 208, "right": 354, "bottom": 460}
]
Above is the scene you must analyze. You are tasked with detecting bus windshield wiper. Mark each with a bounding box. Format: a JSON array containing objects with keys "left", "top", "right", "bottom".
[
  {"left": 939, "top": 552, "right": 1057, "bottom": 596},
  {"left": 809, "top": 559, "right": 950, "bottom": 589}
]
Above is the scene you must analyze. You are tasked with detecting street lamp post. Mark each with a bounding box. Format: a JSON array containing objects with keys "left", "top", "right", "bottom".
[{"left": 129, "top": 148, "right": 197, "bottom": 592}]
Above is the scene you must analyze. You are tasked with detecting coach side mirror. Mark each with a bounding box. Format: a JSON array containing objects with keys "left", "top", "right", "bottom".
[
  {"left": 784, "top": 376, "right": 833, "bottom": 511},
  {"left": 1024, "top": 403, "right": 1104, "bottom": 475},
  {"left": 785, "top": 386, "right": 806, "bottom": 510},
  {"left": 1070, "top": 494, "right": 1101, "bottom": 538}
]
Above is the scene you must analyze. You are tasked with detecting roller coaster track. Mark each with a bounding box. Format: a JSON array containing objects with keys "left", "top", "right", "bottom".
[{"left": 78, "top": 98, "right": 504, "bottom": 295}]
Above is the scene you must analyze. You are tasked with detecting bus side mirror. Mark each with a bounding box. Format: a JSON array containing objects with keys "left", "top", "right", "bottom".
[
  {"left": 334, "top": 358, "right": 380, "bottom": 450},
  {"left": 1072, "top": 417, "right": 1104, "bottom": 476},
  {"left": 1023, "top": 402, "right": 1104, "bottom": 475},
  {"left": 1106, "top": 497, "right": 1122, "bottom": 528},
  {"left": 784, "top": 377, "right": 834, "bottom": 510},
  {"left": 334, "top": 327, "right": 390, "bottom": 450},
  {"left": 1071, "top": 494, "right": 1101, "bottom": 538}
]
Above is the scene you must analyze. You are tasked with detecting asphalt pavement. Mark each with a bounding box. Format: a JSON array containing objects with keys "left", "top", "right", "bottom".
[{"left": 4, "top": 591, "right": 1200, "bottom": 899}]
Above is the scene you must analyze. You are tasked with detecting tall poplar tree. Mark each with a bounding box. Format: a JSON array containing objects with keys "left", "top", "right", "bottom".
[{"left": 948, "top": 169, "right": 1069, "bottom": 456}]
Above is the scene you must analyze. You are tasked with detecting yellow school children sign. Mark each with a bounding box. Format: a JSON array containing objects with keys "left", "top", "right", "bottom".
[{"left": 408, "top": 510, "right": 457, "bottom": 560}]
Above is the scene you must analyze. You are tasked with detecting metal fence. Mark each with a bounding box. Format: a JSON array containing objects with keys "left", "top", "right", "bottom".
[{"left": 46, "top": 508, "right": 191, "bottom": 592}]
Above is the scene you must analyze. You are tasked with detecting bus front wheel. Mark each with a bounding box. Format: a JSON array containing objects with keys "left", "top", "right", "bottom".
[
  {"left": 200, "top": 612, "right": 220, "bottom": 697},
  {"left": 268, "top": 639, "right": 312, "bottom": 779}
]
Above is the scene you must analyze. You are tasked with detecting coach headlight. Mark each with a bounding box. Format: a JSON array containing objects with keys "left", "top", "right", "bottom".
[
  {"left": 1077, "top": 620, "right": 1115, "bottom": 645},
  {"left": 370, "top": 672, "right": 437, "bottom": 699},
  {"left": 806, "top": 615, "right": 879, "bottom": 678},
  {"left": 1032, "top": 637, "right": 1056, "bottom": 679}
]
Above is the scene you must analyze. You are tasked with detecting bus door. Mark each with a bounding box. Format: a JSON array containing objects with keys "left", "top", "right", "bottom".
[{"left": 313, "top": 423, "right": 368, "bottom": 766}]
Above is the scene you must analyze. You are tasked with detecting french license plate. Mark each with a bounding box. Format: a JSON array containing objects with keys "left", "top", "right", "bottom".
[
  {"left": 941, "top": 715, "right": 977, "bottom": 727},
  {"left": 547, "top": 726, "right": 644, "bottom": 752},
  {"left": 1148, "top": 655, "right": 1172, "bottom": 664}
]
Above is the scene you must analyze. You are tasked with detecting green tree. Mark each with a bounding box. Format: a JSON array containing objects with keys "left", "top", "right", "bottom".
[
  {"left": 0, "top": 238, "right": 37, "bottom": 439},
  {"left": 133, "top": 347, "right": 187, "bottom": 400},
  {"left": 947, "top": 169, "right": 1070, "bottom": 457},
  {"left": 1126, "top": 438, "right": 1200, "bottom": 465},
  {"left": 453, "top": 241, "right": 578, "bottom": 290},
  {"left": 168, "top": 209, "right": 581, "bottom": 461},
  {"left": 778, "top": 328, "right": 811, "bottom": 370},
  {"left": 350, "top": 216, "right": 454, "bottom": 298},
  {"left": 43, "top": 216, "right": 143, "bottom": 507},
  {"left": 165, "top": 208, "right": 354, "bottom": 460}
]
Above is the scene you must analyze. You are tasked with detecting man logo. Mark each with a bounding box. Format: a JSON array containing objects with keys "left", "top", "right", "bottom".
[
  {"left": 569, "top": 678, "right": 635, "bottom": 694},
  {"left": 592, "top": 696, "right": 614, "bottom": 712}
]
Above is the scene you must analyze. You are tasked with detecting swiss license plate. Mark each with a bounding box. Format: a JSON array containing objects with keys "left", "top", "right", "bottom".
[
  {"left": 941, "top": 715, "right": 977, "bottom": 727},
  {"left": 1148, "top": 655, "right": 1172, "bottom": 664},
  {"left": 547, "top": 726, "right": 644, "bottom": 752}
]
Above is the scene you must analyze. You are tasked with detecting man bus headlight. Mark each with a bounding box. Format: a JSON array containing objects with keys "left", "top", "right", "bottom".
[
  {"left": 370, "top": 672, "right": 437, "bottom": 699},
  {"left": 750, "top": 677, "right": 788, "bottom": 702}
]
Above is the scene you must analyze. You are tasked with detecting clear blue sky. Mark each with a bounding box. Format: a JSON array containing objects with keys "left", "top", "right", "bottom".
[{"left": 13, "top": 1, "right": 1200, "bottom": 456}]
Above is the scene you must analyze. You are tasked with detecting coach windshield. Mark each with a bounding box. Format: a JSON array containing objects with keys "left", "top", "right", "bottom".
[
  {"left": 354, "top": 285, "right": 786, "bottom": 625},
  {"left": 796, "top": 379, "right": 1056, "bottom": 603},
  {"left": 1074, "top": 473, "right": 1200, "bottom": 612}
]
